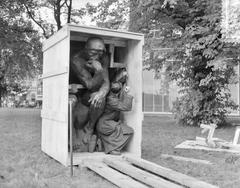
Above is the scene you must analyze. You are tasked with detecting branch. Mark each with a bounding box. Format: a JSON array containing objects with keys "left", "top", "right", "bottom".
[
  {"left": 53, "top": 0, "right": 62, "bottom": 30},
  {"left": 23, "top": 3, "right": 49, "bottom": 38},
  {"left": 65, "top": 0, "right": 72, "bottom": 23},
  {"left": 60, "top": 0, "right": 66, "bottom": 8}
]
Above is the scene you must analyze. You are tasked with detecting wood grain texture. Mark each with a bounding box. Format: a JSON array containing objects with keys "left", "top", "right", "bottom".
[
  {"left": 123, "top": 39, "right": 143, "bottom": 156},
  {"left": 41, "top": 25, "right": 144, "bottom": 166},
  {"left": 85, "top": 161, "right": 148, "bottom": 188},
  {"left": 104, "top": 158, "right": 184, "bottom": 188},
  {"left": 68, "top": 24, "right": 144, "bottom": 41},
  {"left": 124, "top": 155, "right": 219, "bottom": 188},
  {"left": 41, "top": 36, "right": 70, "bottom": 166}
]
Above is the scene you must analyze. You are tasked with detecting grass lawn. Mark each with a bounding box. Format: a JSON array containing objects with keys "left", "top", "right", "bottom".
[
  {"left": 143, "top": 115, "right": 240, "bottom": 188},
  {"left": 0, "top": 108, "right": 240, "bottom": 188},
  {"left": 0, "top": 108, "right": 116, "bottom": 188}
]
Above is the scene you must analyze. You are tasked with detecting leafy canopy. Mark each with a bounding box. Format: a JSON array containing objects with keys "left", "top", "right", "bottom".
[
  {"left": 87, "top": 0, "right": 240, "bottom": 126},
  {"left": 0, "top": 0, "right": 42, "bottom": 103}
]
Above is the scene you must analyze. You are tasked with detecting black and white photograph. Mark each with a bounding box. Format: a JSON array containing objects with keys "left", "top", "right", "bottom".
[{"left": 1, "top": 0, "right": 240, "bottom": 187}]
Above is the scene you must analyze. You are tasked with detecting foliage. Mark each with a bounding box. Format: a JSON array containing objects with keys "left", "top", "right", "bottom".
[
  {"left": 141, "top": 0, "right": 240, "bottom": 126},
  {"left": 87, "top": 0, "right": 240, "bottom": 126},
  {"left": 0, "top": 0, "right": 42, "bottom": 106},
  {"left": 86, "top": 0, "right": 130, "bottom": 30},
  {"left": 0, "top": 0, "right": 87, "bottom": 106},
  {"left": 21, "top": 0, "right": 85, "bottom": 38},
  {"left": 221, "top": 0, "right": 240, "bottom": 43}
]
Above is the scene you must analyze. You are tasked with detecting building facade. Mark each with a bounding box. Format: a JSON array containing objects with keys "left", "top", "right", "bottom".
[{"left": 142, "top": 65, "right": 240, "bottom": 115}]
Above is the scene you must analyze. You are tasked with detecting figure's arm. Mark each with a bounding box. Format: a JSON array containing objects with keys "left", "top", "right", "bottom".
[
  {"left": 89, "top": 55, "right": 110, "bottom": 108},
  {"left": 107, "top": 91, "right": 133, "bottom": 111},
  {"left": 71, "top": 54, "right": 103, "bottom": 90},
  {"left": 97, "top": 55, "right": 110, "bottom": 98}
]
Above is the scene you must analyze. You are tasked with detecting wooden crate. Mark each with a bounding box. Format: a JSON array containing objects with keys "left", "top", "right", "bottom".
[{"left": 41, "top": 24, "right": 144, "bottom": 166}]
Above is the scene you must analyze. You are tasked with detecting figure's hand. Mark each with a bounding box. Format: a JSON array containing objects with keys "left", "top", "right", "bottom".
[
  {"left": 89, "top": 91, "right": 105, "bottom": 108},
  {"left": 86, "top": 60, "right": 103, "bottom": 72}
]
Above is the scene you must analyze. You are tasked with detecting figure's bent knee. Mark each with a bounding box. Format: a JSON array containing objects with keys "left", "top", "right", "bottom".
[{"left": 97, "top": 120, "right": 116, "bottom": 135}]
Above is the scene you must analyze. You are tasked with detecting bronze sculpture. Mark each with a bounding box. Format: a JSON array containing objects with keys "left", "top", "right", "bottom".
[
  {"left": 69, "top": 37, "right": 110, "bottom": 152},
  {"left": 69, "top": 37, "right": 133, "bottom": 154},
  {"left": 97, "top": 69, "right": 134, "bottom": 155}
]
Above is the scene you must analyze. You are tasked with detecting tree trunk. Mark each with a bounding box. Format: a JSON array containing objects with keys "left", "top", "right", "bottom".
[
  {"left": 66, "top": 0, "right": 72, "bottom": 23},
  {"left": 54, "top": 0, "right": 62, "bottom": 30}
]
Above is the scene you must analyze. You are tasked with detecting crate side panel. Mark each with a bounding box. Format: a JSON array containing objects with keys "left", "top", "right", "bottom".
[
  {"left": 68, "top": 24, "right": 144, "bottom": 41},
  {"left": 42, "top": 26, "right": 68, "bottom": 52},
  {"left": 41, "top": 118, "right": 68, "bottom": 166},
  {"left": 43, "top": 37, "right": 70, "bottom": 74},
  {"left": 41, "top": 36, "right": 70, "bottom": 166},
  {"left": 123, "top": 39, "right": 143, "bottom": 156}
]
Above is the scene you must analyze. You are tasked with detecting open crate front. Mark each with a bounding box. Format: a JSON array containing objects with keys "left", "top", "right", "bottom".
[{"left": 41, "top": 24, "right": 144, "bottom": 166}]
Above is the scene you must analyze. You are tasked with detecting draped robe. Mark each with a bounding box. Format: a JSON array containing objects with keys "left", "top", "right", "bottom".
[{"left": 97, "top": 90, "right": 134, "bottom": 154}]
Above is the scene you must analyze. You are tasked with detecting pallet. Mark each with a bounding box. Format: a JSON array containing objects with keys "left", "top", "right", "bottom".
[
  {"left": 84, "top": 154, "right": 219, "bottom": 188},
  {"left": 176, "top": 140, "right": 240, "bottom": 153}
]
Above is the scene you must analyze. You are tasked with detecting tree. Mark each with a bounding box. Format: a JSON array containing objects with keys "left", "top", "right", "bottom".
[
  {"left": 0, "top": 0, "right": 87, "bottom": 106},
  {"left": 86, "top": 0, "right": 240, "bottom": 126},
  {"left": 86, "top": 0, "right": 130, "bottom": 30},
  {"left": 135, "top": 0, "right": 240, "bottom": 126},
  {"left": 0, "top": 0, "right": 42, "bottom": 106},
  {"left": 21, "top": 0, "right": 85, "bottom": 38}
]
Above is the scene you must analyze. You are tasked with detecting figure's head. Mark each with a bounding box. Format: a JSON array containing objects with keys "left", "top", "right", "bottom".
[
  {"left": 110, "top": 82, "right": 122, "bottom": 94},
  {"left": 85, "top": 37, "right": 106, "bottom": 60}
]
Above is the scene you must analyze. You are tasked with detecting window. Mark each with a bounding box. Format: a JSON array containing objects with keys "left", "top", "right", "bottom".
[{"left": 143, "top": 68, "right": 178, "bottom": 113}]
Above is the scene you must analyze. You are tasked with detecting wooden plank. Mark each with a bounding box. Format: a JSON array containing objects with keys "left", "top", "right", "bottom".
[
  {"left": 41, "top": 66, "right": 68, "bottom": 80},
  {"left": 233, "top": 126, "right": 240, "bottom": 145},
  {"left": 68, "top": 84, "right": 84, "bottom": 90},
  {"left": 176, "top": 140, "right": 240, "bottom": 153},
  {"left": 41, "top": 119, "right": 68, "bottom": 166},
  {"left": 68, "top": 24, "right": 144, "bottom": 41},
  {"left": 42, "top": 26, "right": 69, "bottom": 52},
  {"left": 70, "top": 35, "right": 127, "bottom": 47},
  {"left": 200, "top": 124, "right": 217, "bottom": 141},
  {"left": 123, "top": 39, "right": 143, "bottom": 156},
  {"left": 41, "top": 110, "right": 67, "bottom": 122},
  {"left": 109, "top": 44, "right": 115, "bottom": 67},
  {"left": 103, "top": 158, "right": 184, "bottom": 188},
  {"left": 67, "top": 152, "right": 120, "bottom": 166},
  {"left": 69, "top": 100, "right": 73, "bottom": 176},
  {"left": 161, "top": 154, "right": 212, "bottom": 165},
  {"left": 123, "top": 155, "right": 219, "bottom": 188},
  {"left": 41, "top": 35, "right": 69, "bottom": 166},
  {"left": 85, "top": 161, "right": 148, "bottom": 188},
  {"left": 67, "top": 152, "right": 134, "bottom": 166}
]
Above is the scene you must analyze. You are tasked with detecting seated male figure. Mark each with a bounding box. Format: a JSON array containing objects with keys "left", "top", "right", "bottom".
[{"left": 69, "top": 37, "right": 110, "bottom": 152}]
